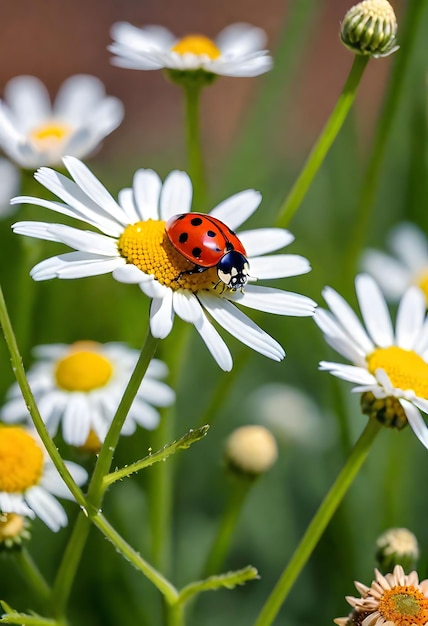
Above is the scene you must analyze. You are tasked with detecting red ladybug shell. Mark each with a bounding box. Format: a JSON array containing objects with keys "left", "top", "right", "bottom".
[{"left": 166, "top": 213, "right": 247, "bottom": 267}]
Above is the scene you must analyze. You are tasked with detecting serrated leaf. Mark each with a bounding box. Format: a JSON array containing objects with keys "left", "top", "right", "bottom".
[
  {"left": 178, "top": 565, "right": 259, "bottom": 605},
  {"left": 0, "top": 611, "right": 56, "bottom": 625},
  {"left": 103, "top": 425, "right": 210, "bottom": 487}
]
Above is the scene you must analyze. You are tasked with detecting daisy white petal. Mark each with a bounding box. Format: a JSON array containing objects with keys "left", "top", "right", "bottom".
[
  {"left": 250, "top": 254, "right": 311, "bottom": 279},
  {"left": 25, "top": 487, "right": 68, "bottom": 532},
  {"left": 150, "top": 292, "right": 174, "bottom": 339},
  {"left": 193, "top": 309, "right": 233, "bottom": 371},
  {"left": 228, "top": 285, "right": 316, "bottom": 316},
  {"left": 361, "top": 250, "right": 411, "bottom": 300},
  {"left": 395, "top": 286, "right": 426, "bottom": 350},
  {"left": 239, "top": 228, "right": 294, "bottom": 256},
  {"left": 399, "top": 400, "right": 428, "bottom": 449},
  {"left": 319, "top": 362, "right": 377, "bottom": 385},
  {"left": 173, "top": 290, "right": 203, "bottom": 323},
  {"left": 216, "top": 23, "right": 267, "bottom": 56},
  {"left": 356, "top": 274, "right": 394, "bottom": 347},
  {"left": 113, "top": 264, "right": 147, "bottom": 284},
  {"left": 390, "top": 222, "right": 428, "bottom": 272},
  {"left": 160, "top": 170, "right": 192, "bottom": 221},
  {"left": 30, "top": 253, "right": 124, "bottom": 280},
  {"left": 133, "top": 169, "right": 162, "bottom": 220},
  {"left": 322, "top": 285, "right": 374, "bottom": 354},
  {"left": 209, "top": 189, "right": 261, "bottom": 230}
]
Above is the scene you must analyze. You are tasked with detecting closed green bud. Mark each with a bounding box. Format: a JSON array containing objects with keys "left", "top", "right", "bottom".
[
  {"left": 340, "top": 0, "right": 399, "bottom": 58},
  {"left": 375, "top": 528, "right": 419, "bottom": 573}
]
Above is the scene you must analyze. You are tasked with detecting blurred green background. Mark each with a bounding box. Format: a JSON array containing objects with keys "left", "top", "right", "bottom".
[{"left": 1, "top": 0, "right": 428, "bottom": 624}]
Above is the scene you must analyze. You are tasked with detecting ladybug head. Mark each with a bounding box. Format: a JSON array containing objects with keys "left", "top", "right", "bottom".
[{"left": 217, "top": 251, "right": 249, "bottom": 291}]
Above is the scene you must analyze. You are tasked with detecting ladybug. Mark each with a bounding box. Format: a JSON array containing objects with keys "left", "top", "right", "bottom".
[{"left": 165, "top": 213, "right": 249, "bottom": 291}]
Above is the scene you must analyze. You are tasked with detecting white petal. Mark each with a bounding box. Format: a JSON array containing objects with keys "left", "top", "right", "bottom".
[
  {"left": 43, "top": 462, "right": 88, "bottom": 497},
  {"left": 199, "top": 292, "right": 284, "bottom": 361},
  {"left": 209, "top": 190, "right": 262, "bottom": 230},
  {"left": 30, "top": 252, "right": 124, "bottom": 280},
  {"left": 25, "top": 487, "right": 67, "bottom": 532},
  {"left": 192, "top": 309, "right": 233, "bottom": 371},
  {"left": 412, "top": 397, "right": 428, "bottom": 414},
  {"left": 395, "top": 286, "right": 426, "bottom": 350},
  {"left": 314, "top": 308, "right": 368, "bottom": 365},
  {"left": 133, "top": 169, "right": 162, "bottom": 220},
  {"left": 62, "top": 395, "right": 91, "bottom": 446},
  {"left": 149, "top": 291, "right": 174, "bottom": 339},
  {"left": 118, "top": 187, "right": 139, "bottom": 223},
  {"left": 139, "top": 277, "right": 170, "bottom": 298},
  {"left": 44, "top": 223, "right": 118, "bottom": 255},
  {"left": 390, "top": 223, "right": 428, "bottom": 272},
  {"left": 172, "top": 289, "right": 203, "bottom": 323},
  {"left": 4, "top": 76, "right": 51, "bottom": 129},
  {"left": 113, "top": 264, "right": 147, "bottom": 284},
  {"left": 322, "top": 285, "right": 374, "bottom": 353},
  {"left": 361, "top": 250, "right": 411, "bottom": 301},
  {"left": 319, "top": 361, "right": 376, "bottom": 385},
  {"left": 110, "top": 22, "right": 175, "bottom": 53},
  {"left": 216, "top": 23, "right": 268, "bottom": 56},
  {"left": 0, "top": 492, "right": 34, "bottom": 517},
  {"left": 228, "top": 285, "right": 316, "bottom": 316},
  {"left": 207, "top": 56, "right": 272, "bottom": 77},
  {"left": 160, "top": 171, "right": 192, "bottom": 221},
  {"left": 238, "top": 228, "right": 294, "bottom": 255},
  {"left": 249, "top": 254, "right": 311, "bottom": 279},
  {"left": 355, "top": 274, "right": 393, "bottom": 347},
  {"left": 139, "top": 378, "right": 175, "bottom": 407},
  {"left": 400, "top": 399, "right": 428, "bottom": 449}
]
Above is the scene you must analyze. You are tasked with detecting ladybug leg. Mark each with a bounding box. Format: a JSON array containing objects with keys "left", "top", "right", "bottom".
[{"left": 173, "top": 264, "right": 208, "bottom": 282}]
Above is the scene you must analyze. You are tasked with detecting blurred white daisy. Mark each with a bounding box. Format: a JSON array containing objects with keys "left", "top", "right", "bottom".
[
  {"left": 314, "top": 273, "right": 428, "bottom": 449},
  {"left": 12, "top": 157, "right": 316, "bottom": 371},
  {"left": 0, "top": 158, "right": 20, "bottom": 217},
  {"left": 109, "top": 22, "right": 272, "bottom": 77},
  {"left": 361, "top": 222, "right": 428, "bottom": 302},
  {"left": 1, "top": 342, "right": 175, "bottom": 448},
  {"left": 0, "top": 75, "right": 124, "bottom": 168},
  {"left": 0, "top": 425, "right": 87, "bottom": 532}
]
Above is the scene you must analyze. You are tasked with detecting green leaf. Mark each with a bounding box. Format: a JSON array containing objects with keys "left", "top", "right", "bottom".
[
  {"left": 103, "top": 425, "right": 210, "bottom": 488},
  {"left": 0, "top": 602, "right": 57, "bottom": 625},
  {"left": 178, "top": 566, "right": 259, "bottom": 605}
]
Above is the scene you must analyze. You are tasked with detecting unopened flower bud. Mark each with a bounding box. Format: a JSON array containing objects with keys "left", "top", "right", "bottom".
[
  {"left": 375, "top": 528, "right": 419, "bottom": 573},
  {"left": 225, "top": 425, "right": 278, "bottom": 479},
  {"left": 340, "top": 0, "right": 399, "bottom": 58},
  {"left": 0, "top": 513, "right": 31, "bottom": 550}
]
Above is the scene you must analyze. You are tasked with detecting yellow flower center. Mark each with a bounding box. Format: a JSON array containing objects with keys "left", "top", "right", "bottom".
[
  {"left": 117, "top": 219, "right": 219, "bottom": 292},
  {"left": 80, "top": 429, "right": 102, "bottom": 454},
  {"left": 0, "top": 427, "right": 44, "bottom": 493},
  {"left": 415, "top": 270, "right": 428, "bottom": 302},
  {"left": 171, "top": 35, "right": 221, "bottom": 59},
  {"left": 55, "top": 342, "right": 113, "bottom": 392},
  {"left": 367, "top": 346, "right": 428, "bottom": 398},
  {"left": 378, "top": 586, "right": 428, "bottom": 625},
  {"left": 29, "top": 121, "right": 73, "bottom": 149},
  {"left": 0, "top": 513, "right": 25, "bottom": 541}
]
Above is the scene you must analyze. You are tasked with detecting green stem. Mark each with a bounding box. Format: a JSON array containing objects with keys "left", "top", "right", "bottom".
[
  {"left": 92, "top": 512, "right": 179, "bottom": 605},
  {"left": 343, "top": 0, "right": 428, "bottom": 278},
  {"left": 88, "top": 330, "right": 160, "bottom": 501},
  {"left": 183, "top": 84, "right": 206, "bottom": 211},
  {"left": 15, "top": 548, "right": 51, "bottom": 602},
  {"left": 253, "top": 419, "right": 382, "bottom": 626},
  {"left": 0, "top": 283, "right": 86, "bottom": 507},
  {"left": 275, "top": 54, "right": 369, "bottom": 228},
  {"left": 166, "top": 602, "right": 185, "bottom": 626},
  {"left": 203, "top": 479, "right": 252, "bottom": 577}
]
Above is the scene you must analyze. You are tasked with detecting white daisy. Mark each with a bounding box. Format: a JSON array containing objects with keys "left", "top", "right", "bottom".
[
  {"left": 11, "top": 157, "right": 316, "bottom": 371},
  {"left": 0, "top": 75, "right": 124, "bottom": 168},
  {"left": 361, "top": 222, "right": 428, "bottom": 302},
  {"left": 109, "top": 22, "right": 272, "bottom": 77},
  {"left": 1, "top": 342, "right": 175, "bottom": 448},
  {"left": 314, "top": 273, "right": 428, "bottom": 449},
  {"left": 0, "top": 158, "right": 20, "bottom": 217},
  {"left": 0, "top": 425, "right": 87, "bottom": 532}
]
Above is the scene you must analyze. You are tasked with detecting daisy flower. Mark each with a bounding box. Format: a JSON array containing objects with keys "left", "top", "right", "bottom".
[
  {"left": 334, "top": 565, "right": 428, "bottom": 626},
  {"left": 0, "top": 158, "right": 20, "bottom": 217},
  {"left": 11, "top": 157, "right": 316, "bottom": 371},
  {"left": 361, "top": 222, "right": 428, "bottom": 302},
  {"left": 314, "top": 273, "right": 428, "bottom": 449},
  {"left": 0, "top": 425, "right": 87, "bottom": 532},
  {"left": 0, "top": 75, "right": 124, "bottom": 168},
  {"left": 1, "top": 342, "right": 175, "bottom": 448},
  {"left": 109, "top": 22, "right": 272, "bottom": 77}
]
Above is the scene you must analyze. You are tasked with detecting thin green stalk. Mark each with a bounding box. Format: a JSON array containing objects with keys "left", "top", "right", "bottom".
[
  {"left": 275, "top": 54, "right": 369, "bottom": 228},
  {"left": 253, "top": 419, "right": 382, "bottom": 626},
  {"left": 343, "top": 0, "right": 428, "bottom": 278},
  {"left": 183, "top": 84, "right": 206, "bottom": 211},
  {"left": 15, "top": 548, "right": 51, "bottom": 602},
  {"left": 88, "top": 330, "right": 160, "bottom": 502},
  {"left": 203, "top": 479, "right": 252, "bottom": 577},
  {"left": 0, "top": 283, "right": 86, "bottom": 507},
  {"left": 166, "top": 603, "right": 185, "bottom": 626}
]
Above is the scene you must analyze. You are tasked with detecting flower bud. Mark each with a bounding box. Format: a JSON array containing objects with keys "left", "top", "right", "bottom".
[
  {"left": 225, "top": 425, "right": 278, "bottom": 479},
  {"left": 375, "top": 528, "right": 419, "bottom": 573},
  {"left": 0, "top": 513, "right": 31, "bottom": 551},
  {"left": 340, "top": 0, "right": 399, "bottom": 58}
]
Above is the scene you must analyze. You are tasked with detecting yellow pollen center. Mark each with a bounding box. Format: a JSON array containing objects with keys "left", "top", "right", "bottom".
[
  {"left": 55, "top": 343, "right": 113, "bottom": 391},
  {"left": 378, "top": 586, "right": 428, "bottom": 625},
  {"left": 0, "top": 427, "right": 44, "bottom": 493},
  {"left": 80, "top": 429, "right": 102, "bottom": 454},
  {"left": 172, "top": 35, "right": 221, "bottom": 59},
  {"left": 118, "top": 219, "right": 219, "bottom": 292},
  {"left": 367, "top": 346, "right": 428, "bottom": 398},
  {"left": 29, "top": 121, "right": 73, "bottom": 148},
  {"left": 0, "top": 513, "right": 25, "bottom": 540}
]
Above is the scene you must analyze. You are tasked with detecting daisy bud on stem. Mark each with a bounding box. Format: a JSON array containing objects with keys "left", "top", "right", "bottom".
[
  {"left": 340, "top": 0, "right": 399, "bottom": 58},
  {"left": 375, "top": 527, "right": 420, "bottom": 573},
  {"left": 225, "top": 425, "right": 278, "bottom": 480}
]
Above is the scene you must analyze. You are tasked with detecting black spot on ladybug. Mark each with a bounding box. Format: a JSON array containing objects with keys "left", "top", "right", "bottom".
[
  {"left": 227, "top": 226, "right": 237, "bottom": 236},
  {"left": 225, "top": 242, "right": 234, "bottom": 252},
  {"left": 192, "top": 247, "right": 202, "bottom": 258},
  {"left": 191, "top": 217, "right": 203, "bottom": 226},
  {"left": 207, "top": 230, "right": 216, "bottom": 237},
  {"left": 177, "top": 215, "right": 186, "bottom": 221},
  {"left": 178, "top": 232, "right": 188, "bottom": 243}
]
